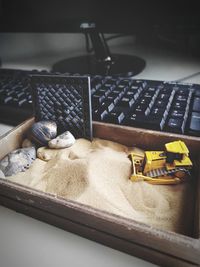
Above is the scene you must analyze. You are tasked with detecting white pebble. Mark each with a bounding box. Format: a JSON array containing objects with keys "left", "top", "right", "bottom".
[
  {"left": 0, "top": 169, "right": 5, "bottom": 179},
  {"left": 48, "top": 131, "right": 75, "bottom": 149}
]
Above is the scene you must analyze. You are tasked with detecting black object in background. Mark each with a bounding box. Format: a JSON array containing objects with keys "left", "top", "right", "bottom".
[
  {"left": 52, "top": 22, "right": 145, "bottom": 77},
  {"left": 0, "top": 68, "right": 200, "bottom": 137},
  {"left": 1, "top": 0, "right": 199, "bottom": 76},
  {"left": 30, "top": 75, "right": 93, "bottom": 140}
]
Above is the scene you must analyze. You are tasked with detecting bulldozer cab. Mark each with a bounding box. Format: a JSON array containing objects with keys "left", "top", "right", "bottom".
[{"left": 165, "top": 140, "right": 190, "bottom": 164}]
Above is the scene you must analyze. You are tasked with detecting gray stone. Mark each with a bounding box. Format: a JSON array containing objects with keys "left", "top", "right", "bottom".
[
  {"left": 48, "top": 131, "right": 76, "bottom": 148},
  {"left": 29, "top": 120, "right": 57, "bottom": 146},
  {"left": 0, "top": 169, "right": 5, "bottom": 179},
  {"left": 0, "top": 147, "right": 36, "bottom": 177}
]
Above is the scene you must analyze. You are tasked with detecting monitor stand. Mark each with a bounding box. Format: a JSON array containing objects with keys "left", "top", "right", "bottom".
[{"left": 52, "top": 23, "right": 145, "bottom": 77}]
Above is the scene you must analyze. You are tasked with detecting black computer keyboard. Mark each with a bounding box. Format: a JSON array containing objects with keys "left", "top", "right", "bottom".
[{"left": 0, "top": 68, "right": 200, "bottom": 137}]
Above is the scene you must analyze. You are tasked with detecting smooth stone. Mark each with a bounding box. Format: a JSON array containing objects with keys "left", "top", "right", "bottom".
[
  {"left": 22, "top": 138, "right": 36, "bottom": 148},
  {"left": 0, "top": 169, "right": 5, "bottom": 179},
  {"left": 29, "top": 120, "right": 57, "bottom": 146},
  {"left": 48, "top": 131, "right": 76, "bottom": 148},
  {"left": 0, "top": 147, "right": 36, "bottom": 177},
  {"left": 37, "top": 147, "right": 61, "bottom": 161}
]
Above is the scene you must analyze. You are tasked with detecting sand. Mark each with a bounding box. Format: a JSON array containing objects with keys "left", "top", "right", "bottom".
[{"left": 7, "top": 138, "right": 195, "bottom": 235}]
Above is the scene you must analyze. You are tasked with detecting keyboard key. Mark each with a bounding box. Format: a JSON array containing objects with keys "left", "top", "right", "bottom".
[
  {"left": 172, "top": 101, "right": 187, "bottom": 110},
  {"left": 158, "top": 93, "right": 170, "bottom": 101},
  {"left": 125, "top": 90, "right": 137, "bottom": 98},
  {"left": 131, "top": 80, "right": 146, "bottom": 88},
  {"left": 118, "top": 79, "right": 131, "bottom": 86},
  {"left": 143, "top": 91, "right": 155, "bottom": 98},
  {"left": 92, "top": 94, "right": 105, "bottom": 105},
  {"left": 105, "top": 109, "right": 125, "bottom": 124},
  {"left": 188, "top": 112, "right": 200, "bottom": 133},
  {"left": 130, "top": 85, "right": 141, "bottom": 91},
  {"left": 93, "top": 108, "right": 108, "bottom": 121},
  {"left": 166, "top": 118, "right": 183, "bottom": 133},
  {"left": 117, "top": 97, "right": 134, "bottom": 108},
  {"left": 139, "top": 97, "right": 151, "bottom": 107},
  {"left": 146, "top": 87, "right": 157, "bottom": 93},
  {"left": 150, "top": 107, "right": 165, "bottom": 117},
  {"left": 134, "top": 104, "right": 147, "bottom": 114},
  {"left": 111, "top": 88, "right": 124, "bottom": 96},
  {"left": 125, "top": 113, "right": 147, "bottom": 127},
  {"left": 115, "top": 85, "right": 127, "bottom": 92},
  {"left": 101, "top": 100, "right": 115, "bottom": 112},
  {"left": 106, "top": 94, "right": 119, "bottom": 104},
  {"left": 108, "top": 91, "right": 122, "bottom": 98},
  {"left": 161, "top": 86, "right": 173, "bottom": 94},
  {"left": 170, "top": 110, "right": 185, "bottom": 119},
  {"left": 175, "top": 94, "right": 188, "bottom": 102},
  {"left": 192, "top": 97, "right": 200, "bottom": 112},
  {"left": 177, "top": 88, "right": 189, "bottom": 95},
  {"left": 145, "top": 115, "right": 165, "bottom": 130},
  {"left": 3, "top": 96, "right": 13, "bottom": 104},
  {"left": 18, "top": 98, "right": 28, "bottom": 107},
  {"left": 104, "top": 78, "right": 116, "bottom": 86},
  {"left": 154, "top": 99, "right": 168, "bottom": 108},
  {"left": 98, "top": 88, "right": 111, "bottom": 97},
  {"left": 17, "top": 92, "right": 26, "bottom": 99},
  {"left": 194, "top": 89, "right": 200, "bottom": 97}
]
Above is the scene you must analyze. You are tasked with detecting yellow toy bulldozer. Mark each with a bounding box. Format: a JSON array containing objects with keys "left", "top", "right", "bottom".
[{"left": 129, "top": 140, "right": 193, "bottom": 185}]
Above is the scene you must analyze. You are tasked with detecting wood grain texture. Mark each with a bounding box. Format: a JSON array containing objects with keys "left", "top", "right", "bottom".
[{"left": 0, "top": 117, "right": 34, "bottom": 159}]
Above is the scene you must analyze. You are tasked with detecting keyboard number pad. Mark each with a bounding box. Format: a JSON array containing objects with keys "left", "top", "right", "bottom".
[{"left": 166, "top": 89, "right": 193, "bottom": 134}]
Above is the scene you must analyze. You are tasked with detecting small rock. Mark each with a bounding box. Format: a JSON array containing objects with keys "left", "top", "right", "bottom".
[
  {"left": 48, "top": 131, "right": 76, "bottom": 148},
  {"left": 0, "top": 169, "right": 5, "bottom": 179},
  {"left": 0, "top": 147, "right": 36, "bottom": 177},
  {"left": 22, "top": 138, "right": 35, "bottom": 148},
  {"left": 29, "top": 120, "right": 57, "bottom": 146},
  {"left": 37, "top": 147, "right": 60, "bottom": 161}
]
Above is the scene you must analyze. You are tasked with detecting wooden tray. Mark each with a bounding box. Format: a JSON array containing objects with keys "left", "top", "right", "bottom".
[{"left": 0, "top": 117, "right": 200, "bottom": 267}]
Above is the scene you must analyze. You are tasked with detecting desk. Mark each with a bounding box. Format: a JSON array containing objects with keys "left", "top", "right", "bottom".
[
  {"left": 0, "top": 206, "right": 157, "bottom": 267},
  {"left": 0, "top": 33, "right": 200, "bottom": 267}
]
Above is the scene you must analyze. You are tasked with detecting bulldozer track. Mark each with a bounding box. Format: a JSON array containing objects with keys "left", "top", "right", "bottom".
[{"left": 146, "top": 167, "right": 190, "bottom": 178}]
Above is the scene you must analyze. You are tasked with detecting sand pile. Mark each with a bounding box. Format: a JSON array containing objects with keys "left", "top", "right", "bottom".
[{"left": 8, "top": 138, "right": 194, "bottom": 235}]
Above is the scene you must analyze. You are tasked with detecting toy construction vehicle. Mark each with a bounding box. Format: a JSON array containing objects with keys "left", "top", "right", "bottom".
[{"left": 129, "top": 140, "right": 193, "bottom": 185}]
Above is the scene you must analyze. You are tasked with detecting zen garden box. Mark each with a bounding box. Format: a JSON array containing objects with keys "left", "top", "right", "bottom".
[{"left": 0, "top": 117, "right": 200, "bottom": 267}]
